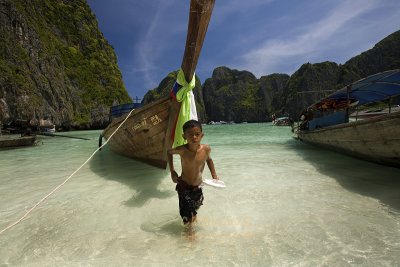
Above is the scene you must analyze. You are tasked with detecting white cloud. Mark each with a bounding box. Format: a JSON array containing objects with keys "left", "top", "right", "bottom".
[
  {"left": 239, "top": 0, "right": 380, "bottom": 76},
  {"left": 132, "top": 0, "right": 195, "bottom": 89},
  {"left": 135, "top": 2, "right": 166, "bottom": 88}
]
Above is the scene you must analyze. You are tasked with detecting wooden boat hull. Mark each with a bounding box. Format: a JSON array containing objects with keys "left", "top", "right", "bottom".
[
  {"left": 0, "top": 135, "right": 36, "bottom": 148},
  {"left": 101, "top": 0, "right": 215, "bottom": 169},
  {"left": 102, "top": 97, "right": 179, "bottom": 169},
  {"left": 349, "top": 106, "right": 400, "bottom": 120},
  {"left": 297, "top": 111, "right": 400, "bottom": 168}
]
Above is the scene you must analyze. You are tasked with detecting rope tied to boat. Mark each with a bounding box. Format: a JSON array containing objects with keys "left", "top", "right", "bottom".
[{"left": 0, "top": 107, "right": 137, "bottom": 236}]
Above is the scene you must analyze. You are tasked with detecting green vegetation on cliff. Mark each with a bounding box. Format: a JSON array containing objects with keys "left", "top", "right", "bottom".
[
  {"left": 201, "top": 30, "right": 400, "bottom": 122},
  {"left": 203, "top": 67, "right": 289, "bottom": 122},
  {"left": 0, "top": 0, "right": 131, "bottom": 129},
  {"left": 1, "top": 0, "right": 399, "bottom": 126}
]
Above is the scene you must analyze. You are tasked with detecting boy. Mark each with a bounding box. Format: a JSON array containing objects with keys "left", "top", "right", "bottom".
[{"left": 167, "top": 120, "right": 219, "bottom": 225}]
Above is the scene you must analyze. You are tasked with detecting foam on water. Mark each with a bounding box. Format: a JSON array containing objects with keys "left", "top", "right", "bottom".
[{"left": 0, "top": 124, "right": 399, "bottom": 266}]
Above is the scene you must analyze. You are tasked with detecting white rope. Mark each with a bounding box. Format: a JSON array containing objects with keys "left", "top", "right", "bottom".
[{"left": 0, "top": 108, "right": 136, "bottom": 235}]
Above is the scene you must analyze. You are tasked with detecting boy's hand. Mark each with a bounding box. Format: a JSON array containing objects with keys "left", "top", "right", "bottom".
[{"left": 171, "top": 170, "right": 179, "bottom": 183}]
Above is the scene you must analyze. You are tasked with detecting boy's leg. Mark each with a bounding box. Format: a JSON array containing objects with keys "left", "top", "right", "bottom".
[
  {"left": 178, "top": 191, "right": 193, "bottom": 224},
  {"left": 177, "top": 189, "right": 203, "bottom": 224}
]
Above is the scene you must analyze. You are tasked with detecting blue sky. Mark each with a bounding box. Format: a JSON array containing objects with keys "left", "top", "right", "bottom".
[{"left": 87, "top": 0, "right": 400, "bottom": 100}]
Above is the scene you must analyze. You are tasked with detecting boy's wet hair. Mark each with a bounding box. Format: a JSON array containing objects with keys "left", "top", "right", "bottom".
[{"left": 183, "top": 120, "right": 202, "bottom": 133}]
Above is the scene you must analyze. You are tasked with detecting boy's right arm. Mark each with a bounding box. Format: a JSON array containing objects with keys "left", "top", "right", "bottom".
[{"left": 167, "top": 148, "right": 179, "bottom": 183}]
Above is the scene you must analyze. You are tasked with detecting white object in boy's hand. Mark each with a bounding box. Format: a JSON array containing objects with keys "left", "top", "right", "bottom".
[{"left": 203, "top": 179, "right": 226, "bottom": 188}]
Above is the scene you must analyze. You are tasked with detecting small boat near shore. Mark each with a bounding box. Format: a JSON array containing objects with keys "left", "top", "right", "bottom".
[
  {"left": 100, "top": 0, "right": 215, "bottom": 169},
  {"left": 0, "top": 134, "right": 37, "bottom": 148},
  {"left": 295, "top": 69, "right": 400, "bottom": 168},
  {"left": 273, "top": 117, "right": 292, "bottom": 126}
]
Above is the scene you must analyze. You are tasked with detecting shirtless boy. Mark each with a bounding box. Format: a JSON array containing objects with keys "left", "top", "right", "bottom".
[{"left": 167, "top": 120, "right": 218, "bottom": 225}]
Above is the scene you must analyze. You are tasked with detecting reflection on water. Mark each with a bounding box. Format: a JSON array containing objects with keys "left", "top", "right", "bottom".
[
  {"left": 0, "top": 126, "right": 399, "bottom": 266},
  {"left": 90, "top": 146, "right": 174, "bottom": 207},
  {"left": 290, "top": 140, "right": 400, "bottom": 211}
]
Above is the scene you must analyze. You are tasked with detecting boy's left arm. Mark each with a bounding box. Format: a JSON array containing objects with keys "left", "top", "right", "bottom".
[{"left": 205, "top": 145, "right": 219, "bottom": 180}]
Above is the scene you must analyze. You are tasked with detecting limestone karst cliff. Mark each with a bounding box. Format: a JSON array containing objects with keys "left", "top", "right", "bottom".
[{"left": 0, "top": 0, "right": 131, "bottom": 129}]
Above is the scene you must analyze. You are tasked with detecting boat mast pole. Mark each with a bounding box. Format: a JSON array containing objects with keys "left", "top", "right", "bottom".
[
  {"left": 164, "top": 0, "right": 215, "bottom": 155},
  {"left": 180, "top": 0, "right": 215, "bottom": 83}
]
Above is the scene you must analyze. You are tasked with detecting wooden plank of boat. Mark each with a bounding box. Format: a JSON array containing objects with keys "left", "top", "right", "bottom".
[
  {"left": 101, "top": 0, "right": 215, "bottom": 169},
  {"left": 349, "top": 105, "right": 400, "bottom": 120},
  {"left": 297, "top": 111, "right": 400, "bottom": 168},
  {"left": 0, "top": 135, "right": 36, "bottom": 148}
]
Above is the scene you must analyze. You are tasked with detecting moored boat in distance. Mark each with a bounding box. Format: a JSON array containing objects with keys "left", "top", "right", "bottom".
[
  {"left": 0, "top": 134, "right": 37, "bottom": 148},
  {"left": 295, "top": 69, "right": 400, "bottom": 168},
  {"left": 273, "top": 116, "right": 292, "bottom": 126},
  {"left": 100, "top": 0, "right": 215, "bottom": 169}
]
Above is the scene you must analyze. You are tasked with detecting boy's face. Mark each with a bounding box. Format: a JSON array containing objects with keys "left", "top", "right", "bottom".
[{"left": 183, "top": 126, "right": 204, "bottom": 144}]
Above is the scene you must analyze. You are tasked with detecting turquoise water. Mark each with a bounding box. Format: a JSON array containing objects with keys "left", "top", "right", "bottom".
[{"left": 0, "top": 123, "right": 399, "bottom": 266}]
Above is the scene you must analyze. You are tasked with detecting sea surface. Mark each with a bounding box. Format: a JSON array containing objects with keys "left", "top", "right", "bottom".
[{"left": 0, "top": 123, "right": 399, "bottom": 266}]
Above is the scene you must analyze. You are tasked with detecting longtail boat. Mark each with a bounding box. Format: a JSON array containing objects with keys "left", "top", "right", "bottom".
[
  {"left": 295, "top": 69, "right": 400, "bottom": 168},
  {"left": 0, "top": 135, "right": 36, "bottom": 148},
  {"left": 100, "top": 0, "right": 215, "bottom": 169}
]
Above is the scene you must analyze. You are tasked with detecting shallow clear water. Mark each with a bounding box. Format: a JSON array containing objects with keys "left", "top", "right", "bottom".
[{"left": 0, "top": 123, "right": 399, "bottom": 266}]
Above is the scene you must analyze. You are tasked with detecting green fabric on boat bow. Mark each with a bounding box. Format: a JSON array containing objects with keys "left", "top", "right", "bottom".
[{"left": 173, "top": 68, "right": 196, "bottom": 148}]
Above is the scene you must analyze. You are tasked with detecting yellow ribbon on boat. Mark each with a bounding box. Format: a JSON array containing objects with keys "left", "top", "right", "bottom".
[{"left": 173, "top": 68, "right": 196, "bottom": 148}]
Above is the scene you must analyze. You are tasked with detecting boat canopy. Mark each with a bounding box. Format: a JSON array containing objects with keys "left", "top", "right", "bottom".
[
  {"left": 311, "top": 69, "right": 400, "bottom": 109},
  {"left": 111, "top": 103, "right": 142, "bottom": 118}
]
